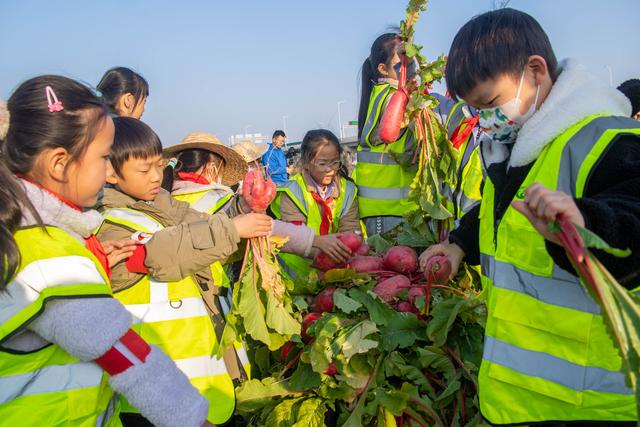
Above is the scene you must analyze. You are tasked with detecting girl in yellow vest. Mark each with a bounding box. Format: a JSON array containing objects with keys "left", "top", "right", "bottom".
[
  {"left": 95, "top": 117, "right": 273, "bottom": 426},
  {"left": 272, "top": 129, "right": 361, "bottom": 268},
  {"left": 97, "top": 67, "right": 149, "bottom": 119},
  {"left": 0, "top": 75, "right": 215, "bottom": 427},
  {"left": 356, "top": 33, "right": 420, "bottom": 236},
  {"left": 420, "top": 8, "right": 640, "bottom": 426}
]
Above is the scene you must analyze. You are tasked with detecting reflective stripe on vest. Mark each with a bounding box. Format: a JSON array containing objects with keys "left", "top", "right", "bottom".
[
  {"left": 174, "top": 189, "right": 234, "bottom": 215},
  {"left": 478, "top": 115, "right": 640, "bottom": 424},
  {"left": 0, "top": 226, "right": 118, "bottom": 426},
  {"left": 355, "top": 83, "right": 418, "bottom": 217},
  {"left": 100, "top": 208, "right": 236, "bottom": 424}
]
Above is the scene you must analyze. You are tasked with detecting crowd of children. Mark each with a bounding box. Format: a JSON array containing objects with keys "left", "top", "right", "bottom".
[{"left": 1, "top": 6, "right": 639, "bottom": 427}]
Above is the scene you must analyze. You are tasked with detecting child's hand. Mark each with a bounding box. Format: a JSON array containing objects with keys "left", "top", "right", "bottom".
[
  {"left": 512, "top": 183, "right": 585, "bottom": 245},
  {"left": 418, "top": 240, "right": 464, "bottom": 281},
  {"left": 232, "top": 213, "right": 273, "bottom": 238},
  {"left": 102, "top": 239, "right": 138, "bottom": 268},
  {"left": 312, "top": 234, "right": 352, "bottom": 263}
]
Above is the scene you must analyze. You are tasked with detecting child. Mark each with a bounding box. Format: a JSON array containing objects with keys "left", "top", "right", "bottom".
[
  {"left": 162, "top": 132, "right": 247, "bottom": 215},
  {"left": 420, "top": 9, "right": 640, "bottom": 425},
  {"left": 617, "top": 78, "right": 640, "bottom": 120},
  {"left": 0, "top": 75, "right": 213, "bottom": 427},
  {"left": 271, "top": 129, "right": 361, "bottom": 278},
  {"left": 97, "top": 67, "right": 149, "bottom": 119},
  {"left": 356, "top": 33, "right": 419, "bottom": 236},
  {"left": 95, "top": 116, "right": 272, "bottom": 426},
  {"left": 233, "top": 139, "right": 268, "bottom": 171}
]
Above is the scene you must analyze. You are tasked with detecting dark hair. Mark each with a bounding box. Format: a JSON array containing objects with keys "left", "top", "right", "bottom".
[
  {"left": 110, "top": 116, "right": 162, "bottom": 177},
  {"left": 618, "top": 79, "right": 640, "bottom": 116},
  {"left": 4, "top": 75, "right": 110, "bottom": 176},
  {"left": 300, "top": 129, "right": 350, "bottom": 179},
  {"left": 446, "top": 8, "right": 558, "bottom": 100},
  {"left": 160, "top": 149, "right": 223, "bottom": 192},
  {"left": 97, "top": 67, "right": 149, "bottom": 116},
  {"left": 272, "top": 130, "right": 286, "bottom": 139},
  {"left": 1, "top": 74, "right": 106, "bottom": 289},
  {"left": 358, "top": 33, "right": 401, "bottom": 138}
]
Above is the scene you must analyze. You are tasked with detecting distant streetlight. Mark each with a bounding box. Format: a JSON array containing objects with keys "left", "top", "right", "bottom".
[
  {"left": 282, "top": 115, "right": 288, "bottom": 148},
  {"left": 244, "top": 125, "right": 252, "bottom": 137},
  {"left": 337, "top": 100, "right": 346, "bottom": 139},
  {"left": 605, "top": 65, "right": 614, "bottom": 87}
]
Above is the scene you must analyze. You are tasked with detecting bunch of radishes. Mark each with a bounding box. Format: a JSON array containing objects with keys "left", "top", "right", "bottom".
[{"left": 242, "top": 168, "right": 277, "bottom": 213}]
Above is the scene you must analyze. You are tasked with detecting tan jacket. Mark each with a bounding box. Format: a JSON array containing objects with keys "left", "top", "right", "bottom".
[
  {"left": 279, "top": 171, "right": 361, "bottom": 233},
  {"left": 97, "top": 187, "right": 245, "bottom": 379},
  {"left": 97, "top": 187, "right": 240, "bottom": 292}
]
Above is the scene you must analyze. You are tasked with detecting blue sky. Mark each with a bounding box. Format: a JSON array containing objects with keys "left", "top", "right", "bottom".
[{"left": 1, "top": 0, "right": 639, "bottom": 145}]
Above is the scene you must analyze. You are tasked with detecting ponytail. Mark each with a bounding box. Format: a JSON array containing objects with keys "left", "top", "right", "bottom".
[
  {"left": 161, "top": 158, "right": 178, "bottom": 193},
  {"left": 358, "top": 58, "right": 375, "bottom": 139}
]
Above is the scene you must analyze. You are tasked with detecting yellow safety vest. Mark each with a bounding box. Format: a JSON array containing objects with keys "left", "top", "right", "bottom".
[
  {"left": 442, "top": 101, "right": 483, "bottom": 222},
  {"left": 0, "top": 226, "right": 120, "bottom": 426},
  {"left": 171, "top": 187, "right": 250, "bottom": 376},
  {"left": 355, "top": 83, "right": 418, "bottom": 218},
  {"left": 97, "top": 209, "right": 236, "bottom": 424},
  {"left": 271, "top": 174, "right": 358, "bottom": 281},
  {"left": 478, "top": 115, "right": 640, "bottom": 424}
]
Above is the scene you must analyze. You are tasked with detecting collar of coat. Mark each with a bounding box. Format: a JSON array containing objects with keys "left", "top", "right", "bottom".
[
  {"left": 19, "top": 178, "right": 104, "bottom": 242},
  {"left": 508, "top": 58, "right": 631, "bottom": 168}
]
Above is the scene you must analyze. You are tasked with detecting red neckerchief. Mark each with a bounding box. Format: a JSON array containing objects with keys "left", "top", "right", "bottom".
[
  {"left": 450, "top": 115, "right": 479, "bottom": 150},
  {"left": 177, "top": 172, "right": 209, "bottom": 185},
  {"left": 310, "top": 192, "right": 334, "bottom": 235}
]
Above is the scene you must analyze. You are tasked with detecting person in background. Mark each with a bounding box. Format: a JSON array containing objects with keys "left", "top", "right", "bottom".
[
  {"left": 0, "top": 75, "right": 213, "bottom": 427},
  {"left": 617, "top": 78, "right": 640, "bottom": 120},
  {"left": 262, "top": 130, "right": 288, "bottom": 184},
  {"left": 233, "top": 139, "right": 268, "bottom": 171},
  {"left": 97, "top": 67, "right": 149, "bottom": 119}
]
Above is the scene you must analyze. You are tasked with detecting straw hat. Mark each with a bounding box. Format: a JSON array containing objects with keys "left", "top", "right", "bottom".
[
  {"left": 164, "top": 132, "right": 247, "bottom": 186},
  {"left": 232, "top": 140, "right": 268, "bottom": 163}
]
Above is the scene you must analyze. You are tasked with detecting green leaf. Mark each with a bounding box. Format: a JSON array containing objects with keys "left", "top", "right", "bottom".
[
  {"left": 340, "top": 320, "right": 379, "bottom": 359},
  {"left": 348, "top": 288, "right": 397, "bottom": 326},
  {"left": 266, "top": 291, "right": 301, "bottom": 336},
  {"left": 292, "top": 398, "right": 326, "bottom": 427},
  {"left": 381, "top": 312, "right": 426, "bottom": 351},
  {"left": 575, "top": 224, "right": 632, "bottom": 258},
  {"left": 427, "top": 295, "right": 468, "bottom": 346},
  {"left": 235, "top": 378, "right": 297, "bottom": 416},
  {"left": 293, "top": 295, "right": 309, "bottom": 311},
  {"left": 265, "top": 397, "right": 304, "bottom": 426},
  {"left": 333, "top": 289, "right": 363, "bottom": 314},
  {"left": 237, "top": 261, "right": 271, "bottom": 346},
  {"left": 368, "top": 234, "right": 395, "bottom": 254},
  {"left": 288, "top": 362, "right": 321, "bottom": 391}
]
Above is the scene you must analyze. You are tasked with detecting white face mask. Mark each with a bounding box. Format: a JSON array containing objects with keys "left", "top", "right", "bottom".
[{"left": 478, "top": 69, "right": 540, "bottom": 144}]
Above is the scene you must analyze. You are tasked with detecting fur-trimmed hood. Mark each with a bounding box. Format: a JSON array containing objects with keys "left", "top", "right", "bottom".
[
  {"left": 20, "top": 179, "right": 104, "bottom": 242},
  {"left": 509, "top": 59, "right": 631, "bottom": 167}
]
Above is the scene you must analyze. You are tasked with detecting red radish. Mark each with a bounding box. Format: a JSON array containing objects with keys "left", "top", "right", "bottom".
[
  {"left": 301, "top": 312, "right": 322, "bottom": 342},
  {"left": 354, "top": 243, "right": 370, "bottom": 256},
  {"left": 312, "top": 252, "right": 345, "bottom": 271},
  {"left": 311, "top": 287, "right": 336, "bottom": 313},
  {"left": 373, "top": 275, "right": 411, "bottom": 302},
  {"left": 280, "top": 341, "right": 296, "bottom": 362},
  {"left": 425, "top": 255, "right": 452, "bottom": 285},
  {"left": 383, "top": 246, "right": 418, "bottom": 274},
  {"left": 407, "top": 286, "right": 426, "bottom": 305},
  {"left": 324, "top": 362, "right": 338, "bottom": 376},
  {"left": 395, "top": 301, "right": 419, "bottom": 314},
  {"left": 242, "top": 169, "right": 276, "bottom": 212},
  {"left": 379, "top": 89, "right": 410, "bottom": 143},
  {"left": 338, "top": 231, "right": 363, "bottom": 252},
  {"left": 346, "top": 256, "right": 384, "bottom": 273}
]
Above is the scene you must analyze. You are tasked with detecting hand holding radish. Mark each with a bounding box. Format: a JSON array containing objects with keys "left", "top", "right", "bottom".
[
  {"left": 512, "top": 183, "right": 585, "bottom": 245},
  {"left": 418, "top": 241, "right": 464, "bottom": 282},
  {"left": 313, "top": 234, "right": 353, "bottom": 264},
  {"left": 101, "top": 239, "right": 138, "bottom": 268},
  {"left": 232, "top": 213, "right": 273, "bottom": 239}
]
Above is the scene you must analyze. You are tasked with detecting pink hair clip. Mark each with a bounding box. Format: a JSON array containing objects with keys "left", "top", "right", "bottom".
[{"left": 45, "top": 86, "right": 63, "bottom": 112}]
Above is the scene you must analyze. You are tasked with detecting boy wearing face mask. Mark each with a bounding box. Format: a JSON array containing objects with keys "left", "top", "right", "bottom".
[{"left": 420, "top": 8, "right": 640, "bottom": 426}]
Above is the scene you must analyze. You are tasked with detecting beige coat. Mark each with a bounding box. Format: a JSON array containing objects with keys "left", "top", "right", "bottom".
[{"left": 96, "top": 187, "right": 246, "bottom": 379}]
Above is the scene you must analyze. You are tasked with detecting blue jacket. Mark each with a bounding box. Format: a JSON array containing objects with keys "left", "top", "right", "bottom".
[{"left": 262, "top": 144, "right": 288, "bottom": 183}]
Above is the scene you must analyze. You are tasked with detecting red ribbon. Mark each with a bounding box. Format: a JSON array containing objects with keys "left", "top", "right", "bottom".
[
  {"left": 177, "top": 171, "right": 209, "bottom": 185},
  {"left": 310, "top": 192, "right": 334, "bottom": 236}
]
